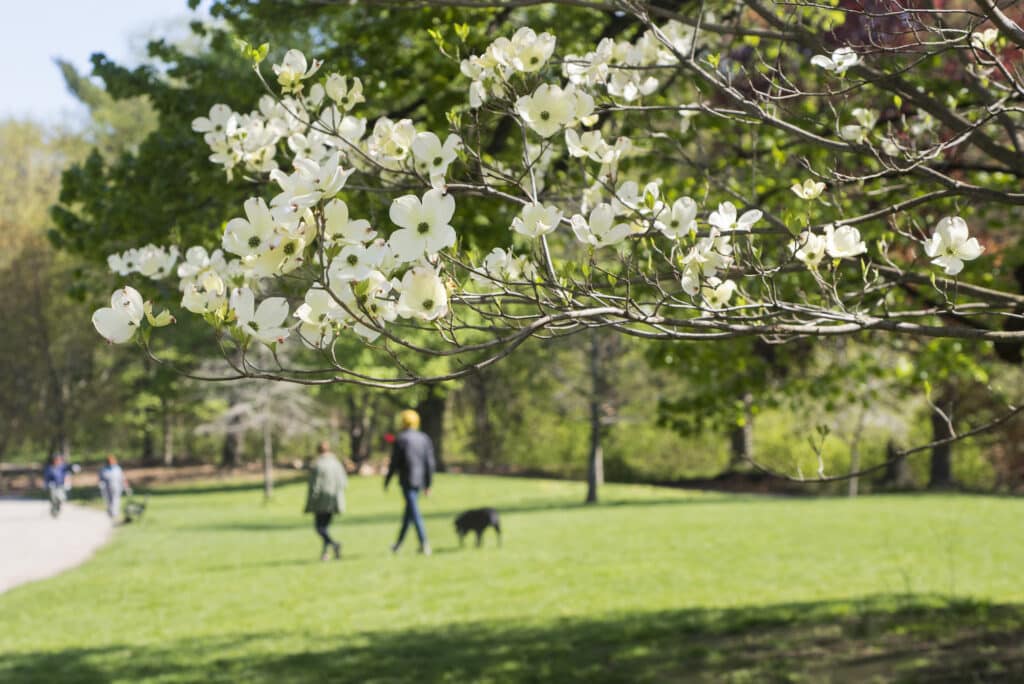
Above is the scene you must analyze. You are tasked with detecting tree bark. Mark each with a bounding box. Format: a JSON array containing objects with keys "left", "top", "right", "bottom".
[
  {"left": 929, "top": 388, "right": 957, "bottom": 489},
  {"left": 141, "top": 426, "right": 156, "bottom": 465},
  {"left": 417, "top": 385, "right": 446, "bottom": 472},
  {"left": 585, "top": 332, "right": 612, "bottom": 504},
  {"left": 221, "top": 428, "right": 241, "bottom": 469},
  {"left": 586, "top": 398, "right": 604, "bottom": 504},
  {"left": 880, "top": 439, "right": 913, "bottom": 489},
  {"left": 161, "top": 396, "right": 174, "bottom": 466},
  {"left": 263, "top": 421, "right": 274, "bottom": 501},
  {"left": 847, "top": 405, "right": 867, "bottom": 497},
  {"left": 347, "top": 393, "right": 375, "bottom": 466},
  {"left": 728, "top": 393, "right": 754, "bottom": 470},
  {"left": 469, "top": 370, "right": 497, "bottom": 468}
]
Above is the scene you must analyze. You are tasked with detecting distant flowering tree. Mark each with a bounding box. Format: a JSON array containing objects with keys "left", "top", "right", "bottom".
[{"left": 92, "top": 1, "right": 1024, "bottom": 479}]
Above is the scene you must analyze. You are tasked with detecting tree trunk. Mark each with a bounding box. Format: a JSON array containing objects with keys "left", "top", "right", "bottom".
[
  {"left": 347, "top": 393, "right": 375, "bottom": 466},
  {"left": 221, "top": 429, "right": 241, "bottom": 469},
  {"left": 847, "top": 405, "right": 868, "bottom": 497},
  {"left": 585, "top": 332, "right": 612, "bottom": 504},
  {"left": 469, "top": 371, "right": 497, "bottom": 468},
  {"left": 263, "top": 421, "right": 274, "bottom": 501},
  {"left": 141, "top": 427, "right": 156, "bottom": 465},
  {"left": 728, "top": 393, "right": 754, "bottom": 470},
  {"left": 417, "top": 385, "right": 446, "bottom": 472},
  {"left": 161, "top": 397, "right": 174, "bottom": 466},
  {"left": 880, "top": 439, "right": 913, "bottom": 489},
  {"left": 929, "top": 388, "right": 957, "bottom": 489},
  {"left": 586, "top": 398, "right": 604, "bottom": 504}
]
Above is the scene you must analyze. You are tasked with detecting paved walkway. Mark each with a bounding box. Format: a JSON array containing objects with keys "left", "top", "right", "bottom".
[{"left": 0, "top": 499, "right": 112, "bottom": 594}]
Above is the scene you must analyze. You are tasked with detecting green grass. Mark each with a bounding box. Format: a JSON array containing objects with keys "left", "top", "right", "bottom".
[{"left": 1, "top": 475, "right": 1022, "bottom": 683}]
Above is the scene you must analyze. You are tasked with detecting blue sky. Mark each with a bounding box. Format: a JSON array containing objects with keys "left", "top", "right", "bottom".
[{"left": 1, "top": 1, "right": 206, "bottom": 122}]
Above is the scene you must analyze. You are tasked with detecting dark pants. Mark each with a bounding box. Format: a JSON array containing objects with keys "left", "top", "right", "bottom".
[
  {"left": 395, "top": 487, "right": 427, "bottom": 548},
  {"left": 314, "top": 512, "right": 336, "bottom": 548}
]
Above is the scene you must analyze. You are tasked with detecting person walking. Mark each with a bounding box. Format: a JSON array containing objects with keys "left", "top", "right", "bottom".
[
  {"left": 42, "top": 455, "right": 79, "bottom": 518},
  {"left": 98, "top": 455, "right": 131, "bottom": 520},
  {"left": 305, "top": 441, "right": 348, "bottom": 561},
  {"left": 385, "top": 409, "right": 436, "bottom": 555}
]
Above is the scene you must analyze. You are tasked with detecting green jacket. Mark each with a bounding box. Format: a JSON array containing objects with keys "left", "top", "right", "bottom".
[{"left": 304, "top": 454, "right": 348, "bottom": 514}]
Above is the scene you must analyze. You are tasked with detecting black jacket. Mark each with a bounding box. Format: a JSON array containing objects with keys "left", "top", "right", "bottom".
[{"left": 385, "top": 429, "right": 436, "bottom": 490}]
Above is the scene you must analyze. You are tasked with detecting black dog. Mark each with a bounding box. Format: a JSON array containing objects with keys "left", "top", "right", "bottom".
[
  {"left": 123, "top": 495, "right": 149, "bottom": 524},
  {"left": 454, "top": 508, "right": 502, "bottom": 548}
]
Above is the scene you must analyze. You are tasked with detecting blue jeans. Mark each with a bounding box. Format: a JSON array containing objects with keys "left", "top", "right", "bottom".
[{"left": 395, "top": 487, "right": 427, "bottom": 548}]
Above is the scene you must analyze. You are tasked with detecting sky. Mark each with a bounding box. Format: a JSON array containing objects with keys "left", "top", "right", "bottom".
[{"left": 0, "top": 0, "right": 207, "bottom": 123}]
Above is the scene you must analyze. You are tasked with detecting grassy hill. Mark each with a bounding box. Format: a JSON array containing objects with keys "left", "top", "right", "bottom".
[{"left": 1, "top": 474, "right": 1022, "bottom": 682}]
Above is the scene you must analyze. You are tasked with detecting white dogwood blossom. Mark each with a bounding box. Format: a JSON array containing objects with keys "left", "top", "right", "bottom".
[
  {"left": 515, "top": 84, "right": 594, "bottom": 138},
  {"left": 92, "top": 287, "right": 145, "bottom": 344},
  {"left": 708, "top": 202, "right": 762, "bottom": 233},
  {"left": 411, "top": 132, "right": 462, "bottom": 188},
  {"left": 571, "top": 204, "right": 631, "bottom": 247},
  {"left": 294, "top": 287, "right": 343, "bottom": 348},
  {"left": 791, "top": 179, "right": 826, "bottom": 200},
  {"left": 701, "top": 277, "right": 737, "bottom": 310},
  {"left": 500, "top": 27, "right": 557, "bottom": 73},
  {"left": 107, "top": 245, "right": 179, "bottom": 279},
  {"left": 396, "top": 266, "right": 448, "bottom": 320},
  {"left": 840, "top": 108, "right": 878, "bottom": 144},
  {"left": 230, "top": 287, "right": 291, "bottom": 345},
  {"left": 192, "top": 104, "right": 237, "bottom": 138},
  {"left": 511, "top": 203, "right": 563, "bottom": 238},
  {"left": 824, "top": 224, "right": 867, "bottom": 259},
  {"left": 325, "top": 74, "right": 365, "bottom": 111},
  {"left": 810, "top": 47, "right": 860, "bottom": 76},
  {"left": 923, "top": 216, "right": 984, "bottom": 276},
  {"left": 388, "top": 189, "right": 457, "bottom": 261},
  {"left": 270, "top": 153, "right": 353, "bottom": 209},
  {"left": 323, "top": 199, "right": 375, "bottom": 245},
  {"left": 223, "top": 198, "right": 281, "bottom": 258},
  {"left": 273, "top": 49, "right": 322, "bottom": 94},
  {"left": 790, "top": 231, "right": 828, "bottom": 269},
  {"left": 657, "top": 197, "right": 698, "bottom": 239}
]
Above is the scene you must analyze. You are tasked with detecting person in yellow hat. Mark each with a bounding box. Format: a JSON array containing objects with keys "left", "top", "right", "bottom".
[{"left": 384, "top": 409, "right": 436, "bottom": 555}]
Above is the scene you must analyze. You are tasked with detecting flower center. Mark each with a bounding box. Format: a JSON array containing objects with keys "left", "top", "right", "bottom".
[
  {"left": 539, "top": 111, "right": 550, "bottom": 121},
  {"left": 249, "top": 321, "right": 260, "bottom": 331},
  {"left": 283, "top": 242, "right": 296, "bottom": 255},
  {"left": 432, "top": 156, "right": 443, "bottom": 167},
  {"left": 347, "top": 254, "right": 359, "bottom": 265},
  {"left": 248, "top": 236, "right": 261, "bottom": 249},
  {"left": 417, "top": 221, "right": 430, "bottom": 234},
  {"left": 422, "top": 299, "right": 434, "bottom": 310}
]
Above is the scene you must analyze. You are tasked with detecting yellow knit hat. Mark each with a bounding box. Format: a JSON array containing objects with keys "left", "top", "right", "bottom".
[{"left": 399, "top": 409, "right": 421, "bottom": 429}]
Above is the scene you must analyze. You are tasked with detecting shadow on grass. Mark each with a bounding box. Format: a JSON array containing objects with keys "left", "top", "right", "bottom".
[
  {"left": 3, "top": 595, "right": 1022, "bottom": 683},
  {"left": 138, "top": 476, "right": 307, "bottom": 498},
  {"left": 185, "top": 496, "right": 732, "bottom": 533}
]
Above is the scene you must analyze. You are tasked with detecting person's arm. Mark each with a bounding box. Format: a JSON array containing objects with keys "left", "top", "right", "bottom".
[
  {"left": 424, "top": 437, "right": 436, "bottom": 492},
  {"left": 384, "top": 440, "right": 400, "bottom": 490}
]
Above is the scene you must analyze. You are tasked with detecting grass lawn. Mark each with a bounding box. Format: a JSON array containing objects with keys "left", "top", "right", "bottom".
[{"left": 1, "top": 474, "right": 1022, "bottom": 683}]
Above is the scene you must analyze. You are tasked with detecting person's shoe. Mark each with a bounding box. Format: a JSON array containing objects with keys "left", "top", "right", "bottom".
[
  {"left": 389, "top": 543, "right": 400, "bottom": 554},
  {"left": 333, "top": 542, "right": 342, "bottom": 560},
  {"left": 420, "top": 543, "right": 432, "bottom": 556},
  {"left": 320, "top": 551, "right": 330, "bottom": 562}
]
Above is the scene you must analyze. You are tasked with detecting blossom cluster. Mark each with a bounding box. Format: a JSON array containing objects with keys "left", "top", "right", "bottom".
[{"left": 93, "top": 24, "right": 988, "bottom": 351}]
